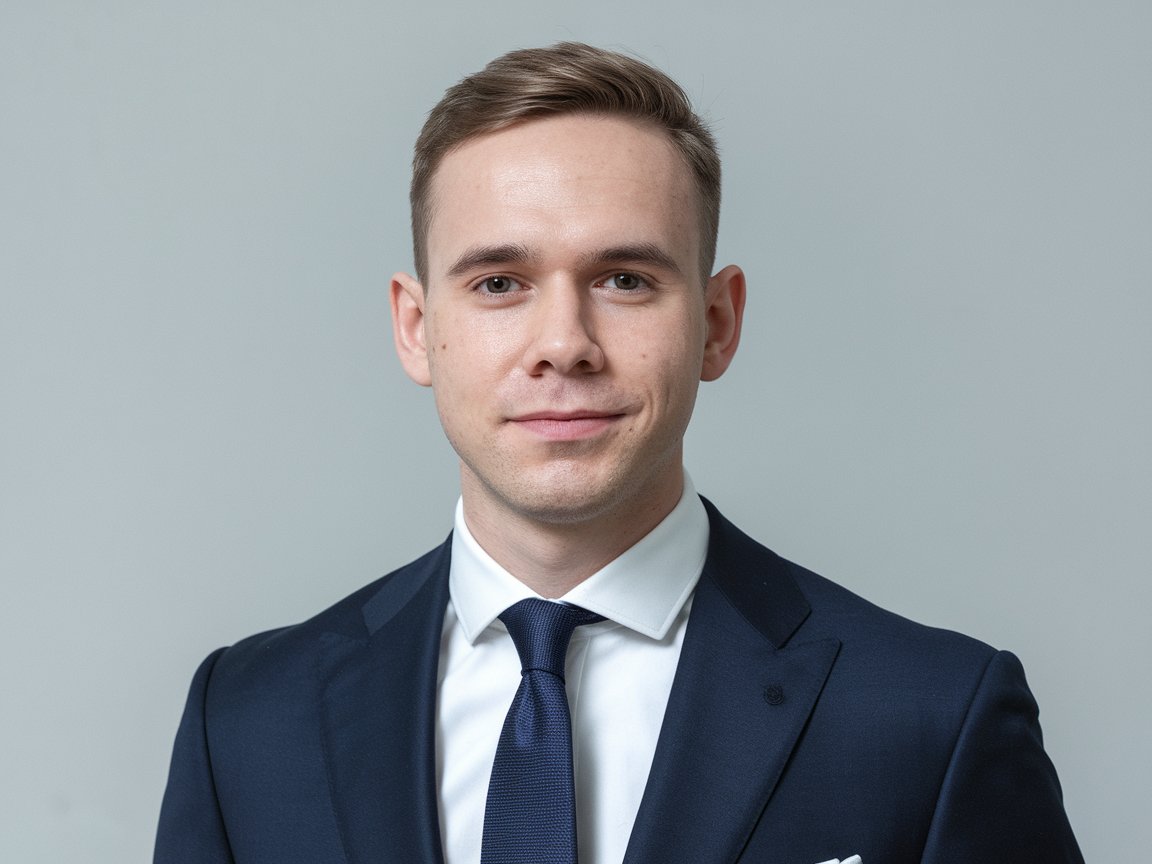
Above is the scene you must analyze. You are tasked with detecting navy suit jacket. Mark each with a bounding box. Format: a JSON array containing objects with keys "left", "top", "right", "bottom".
[{"left": 156, "top": 500, "right": 1082, "bottom": 863}]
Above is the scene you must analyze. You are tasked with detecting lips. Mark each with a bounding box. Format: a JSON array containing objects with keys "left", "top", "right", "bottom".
[
  {"left": 513, "top": 410, "right": 621, "bottom": 421},
  {"left": 508, "top": 410, "right": 625, "bottom": 441}
]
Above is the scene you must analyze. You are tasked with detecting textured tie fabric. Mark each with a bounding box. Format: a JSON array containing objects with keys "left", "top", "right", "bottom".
[{"left": 481, "top": 598, "right": 605, "bottom": 864}]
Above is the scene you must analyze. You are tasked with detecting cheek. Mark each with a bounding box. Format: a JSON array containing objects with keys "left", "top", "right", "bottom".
[
  {"left": 425, "top": 312, "right": 470, "bottom": 382},
  {"left": 428, "top": 308, "right": 522, "bottom": 370},
  {"left": 425, "top": 312, "right": 518, "bottom": 418},
  {"left": 643, "top": 336, "right": 706, "bottom": 411},
  {"left": 635, "top": 343, "right": 699, "bottom": 406}
]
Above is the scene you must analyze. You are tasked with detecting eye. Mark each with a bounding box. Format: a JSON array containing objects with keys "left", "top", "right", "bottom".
[
  {"left": 601, "top": 272, "right": 648, "bottom": 291},
  {"left": 476, "top": 275, "right": 523, "bottom": 295}
]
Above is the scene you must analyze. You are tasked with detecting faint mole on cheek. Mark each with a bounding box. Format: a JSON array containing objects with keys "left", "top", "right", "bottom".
[{"left": 441, "top": 343, "right": 448, "bottom": 350}]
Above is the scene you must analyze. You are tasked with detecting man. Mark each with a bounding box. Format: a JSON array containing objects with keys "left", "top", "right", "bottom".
[{"left": 156, "top": 43, "right": 1083, "bottom": 863}]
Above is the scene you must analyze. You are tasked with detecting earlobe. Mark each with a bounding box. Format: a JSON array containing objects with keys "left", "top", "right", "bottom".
[
  {"left": 390, "top": 272, "right": 433, "bottom": 387},
  {"left": 700, "top": 264, "right": 746, "bottom": 382}
]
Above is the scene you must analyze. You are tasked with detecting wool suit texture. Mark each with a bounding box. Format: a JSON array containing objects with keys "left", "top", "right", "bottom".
[{"left": 155, "top": 499, "right": 1083, "bottom": 863}]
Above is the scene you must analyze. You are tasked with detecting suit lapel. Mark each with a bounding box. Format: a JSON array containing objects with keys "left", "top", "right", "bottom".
[
  {"left": 317, "top": 540, "right": 452, "bottom": 864},
  {"left": 624, "top": 501, "right": 840, "bottom": 864}
]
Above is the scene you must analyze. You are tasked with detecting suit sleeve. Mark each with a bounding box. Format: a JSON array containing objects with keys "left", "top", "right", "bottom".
[
  {"left": 920, "top": 650, "right": 1083, "bottom": 863},
  {"left": 154, "top": 648, "right": 236, "bottom": 864}
]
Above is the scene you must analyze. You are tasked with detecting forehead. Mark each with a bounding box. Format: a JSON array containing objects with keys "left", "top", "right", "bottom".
[{"left": 424, "top": 115, "right": 700, "bottom": 278}]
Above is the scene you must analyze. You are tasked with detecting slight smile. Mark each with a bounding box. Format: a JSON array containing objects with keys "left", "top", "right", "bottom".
[{"left": 509, "top": 411, "right": 626, "bottom": 441}]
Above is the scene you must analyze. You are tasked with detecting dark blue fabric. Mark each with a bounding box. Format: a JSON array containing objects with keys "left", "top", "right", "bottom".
[
  {"left": 481, "top": 599, "right": 604, "bottom": 864},
  {"left": 154, "top": 502, "right": 1083, "bottom": 863}
]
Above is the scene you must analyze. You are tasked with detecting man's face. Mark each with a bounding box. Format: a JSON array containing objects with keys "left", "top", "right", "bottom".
[{"left": 392, "top": 114, "right": 743, "bottom": 529}]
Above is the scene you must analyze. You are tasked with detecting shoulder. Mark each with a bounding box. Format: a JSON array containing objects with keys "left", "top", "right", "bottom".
[
  {"left": 704, "top": 497, "right": 1001, "bottom": 706},
  {"left": 789, "top": 559, "right": 996, "bottom": 664},
  {"left": 784, "top": 559, "right": 1002, "bottom": 706},
  {"left": 198, "top": 538, "right": 451, "bottom": 699},
  {"left": 762, "top": 554, "right": 1033, "bottom": 797},
  {"left": 704, "top": 496, "right": 997, "bottom": 672}
]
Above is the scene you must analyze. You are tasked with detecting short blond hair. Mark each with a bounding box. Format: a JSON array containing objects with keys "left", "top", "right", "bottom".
[{"left": 410, "top": 42, "right": 721, "bottom": 283}]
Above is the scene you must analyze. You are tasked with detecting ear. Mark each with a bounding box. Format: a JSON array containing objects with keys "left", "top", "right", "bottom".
[
  {"left": 390, "top": 271, "right": 432, "bottom": 387},
  {"left": 700, "top": 264, "right": 746, "bottom": 382}
]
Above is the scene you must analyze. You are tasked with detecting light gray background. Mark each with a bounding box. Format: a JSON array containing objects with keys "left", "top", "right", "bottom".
[{"left": 1, "top": 1, "right": 1148, "bottom": 861}]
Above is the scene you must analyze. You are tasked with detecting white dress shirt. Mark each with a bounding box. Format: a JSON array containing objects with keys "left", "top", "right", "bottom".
[{"left": 436, "top": 473, "right": 710, "bottom": 864}]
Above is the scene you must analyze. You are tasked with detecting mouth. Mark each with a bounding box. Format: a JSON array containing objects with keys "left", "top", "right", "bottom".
[{"left": 508, "top": 410, "right": 626, "bottom": 441}]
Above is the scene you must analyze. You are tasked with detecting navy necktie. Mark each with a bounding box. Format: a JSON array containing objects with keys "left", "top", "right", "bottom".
[{"left": 481, "top": 598, "right": 605, "bottom": 864}]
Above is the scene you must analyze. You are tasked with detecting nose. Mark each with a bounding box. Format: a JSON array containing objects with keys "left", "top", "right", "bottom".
[{"left": 521, "top": 283, "right": 605, "bottom": 376}]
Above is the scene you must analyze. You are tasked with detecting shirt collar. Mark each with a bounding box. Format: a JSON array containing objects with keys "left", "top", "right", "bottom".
[{"left": 449, "top": 471, "right": 709, "bottom": 643}]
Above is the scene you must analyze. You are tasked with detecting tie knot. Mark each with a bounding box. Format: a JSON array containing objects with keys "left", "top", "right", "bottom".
[{"left": 498, "top": 598, "right": 604, "bottom": 678}]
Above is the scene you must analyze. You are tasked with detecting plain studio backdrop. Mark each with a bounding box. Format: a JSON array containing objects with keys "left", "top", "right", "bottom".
[{"left": 1, "top": 2, "right": 1148, "bottom": 861}]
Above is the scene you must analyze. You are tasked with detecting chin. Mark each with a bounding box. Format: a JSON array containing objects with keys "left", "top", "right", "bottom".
[
  {"left": 501, "top": 483, "right": 623, "bottom": 526},
  {"left": 459, "top": 443, "right": 682, "bottom": 528},
  {"left": 490, "top": 460, "right": 669, "bottom": 527}
]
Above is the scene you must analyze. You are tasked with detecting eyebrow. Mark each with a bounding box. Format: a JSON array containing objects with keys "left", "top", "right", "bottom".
[
  {"left": 577, "top": 243, "right": 682, "bottom": 276},
  {"left": 445, "top": 241, "right": 683, "bottom": 279},
  {"left": 445, "top": 243, "right": 535, "bottom": 278}
]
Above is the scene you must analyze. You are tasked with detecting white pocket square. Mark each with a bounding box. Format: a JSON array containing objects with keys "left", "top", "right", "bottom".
[{"left": 815, "top": 857, "right": 862, "bottom": 864}]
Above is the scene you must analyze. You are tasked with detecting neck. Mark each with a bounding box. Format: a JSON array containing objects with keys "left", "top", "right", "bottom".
[{"left": 460, "top": 469, "right": 684, "bottom": 598}]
